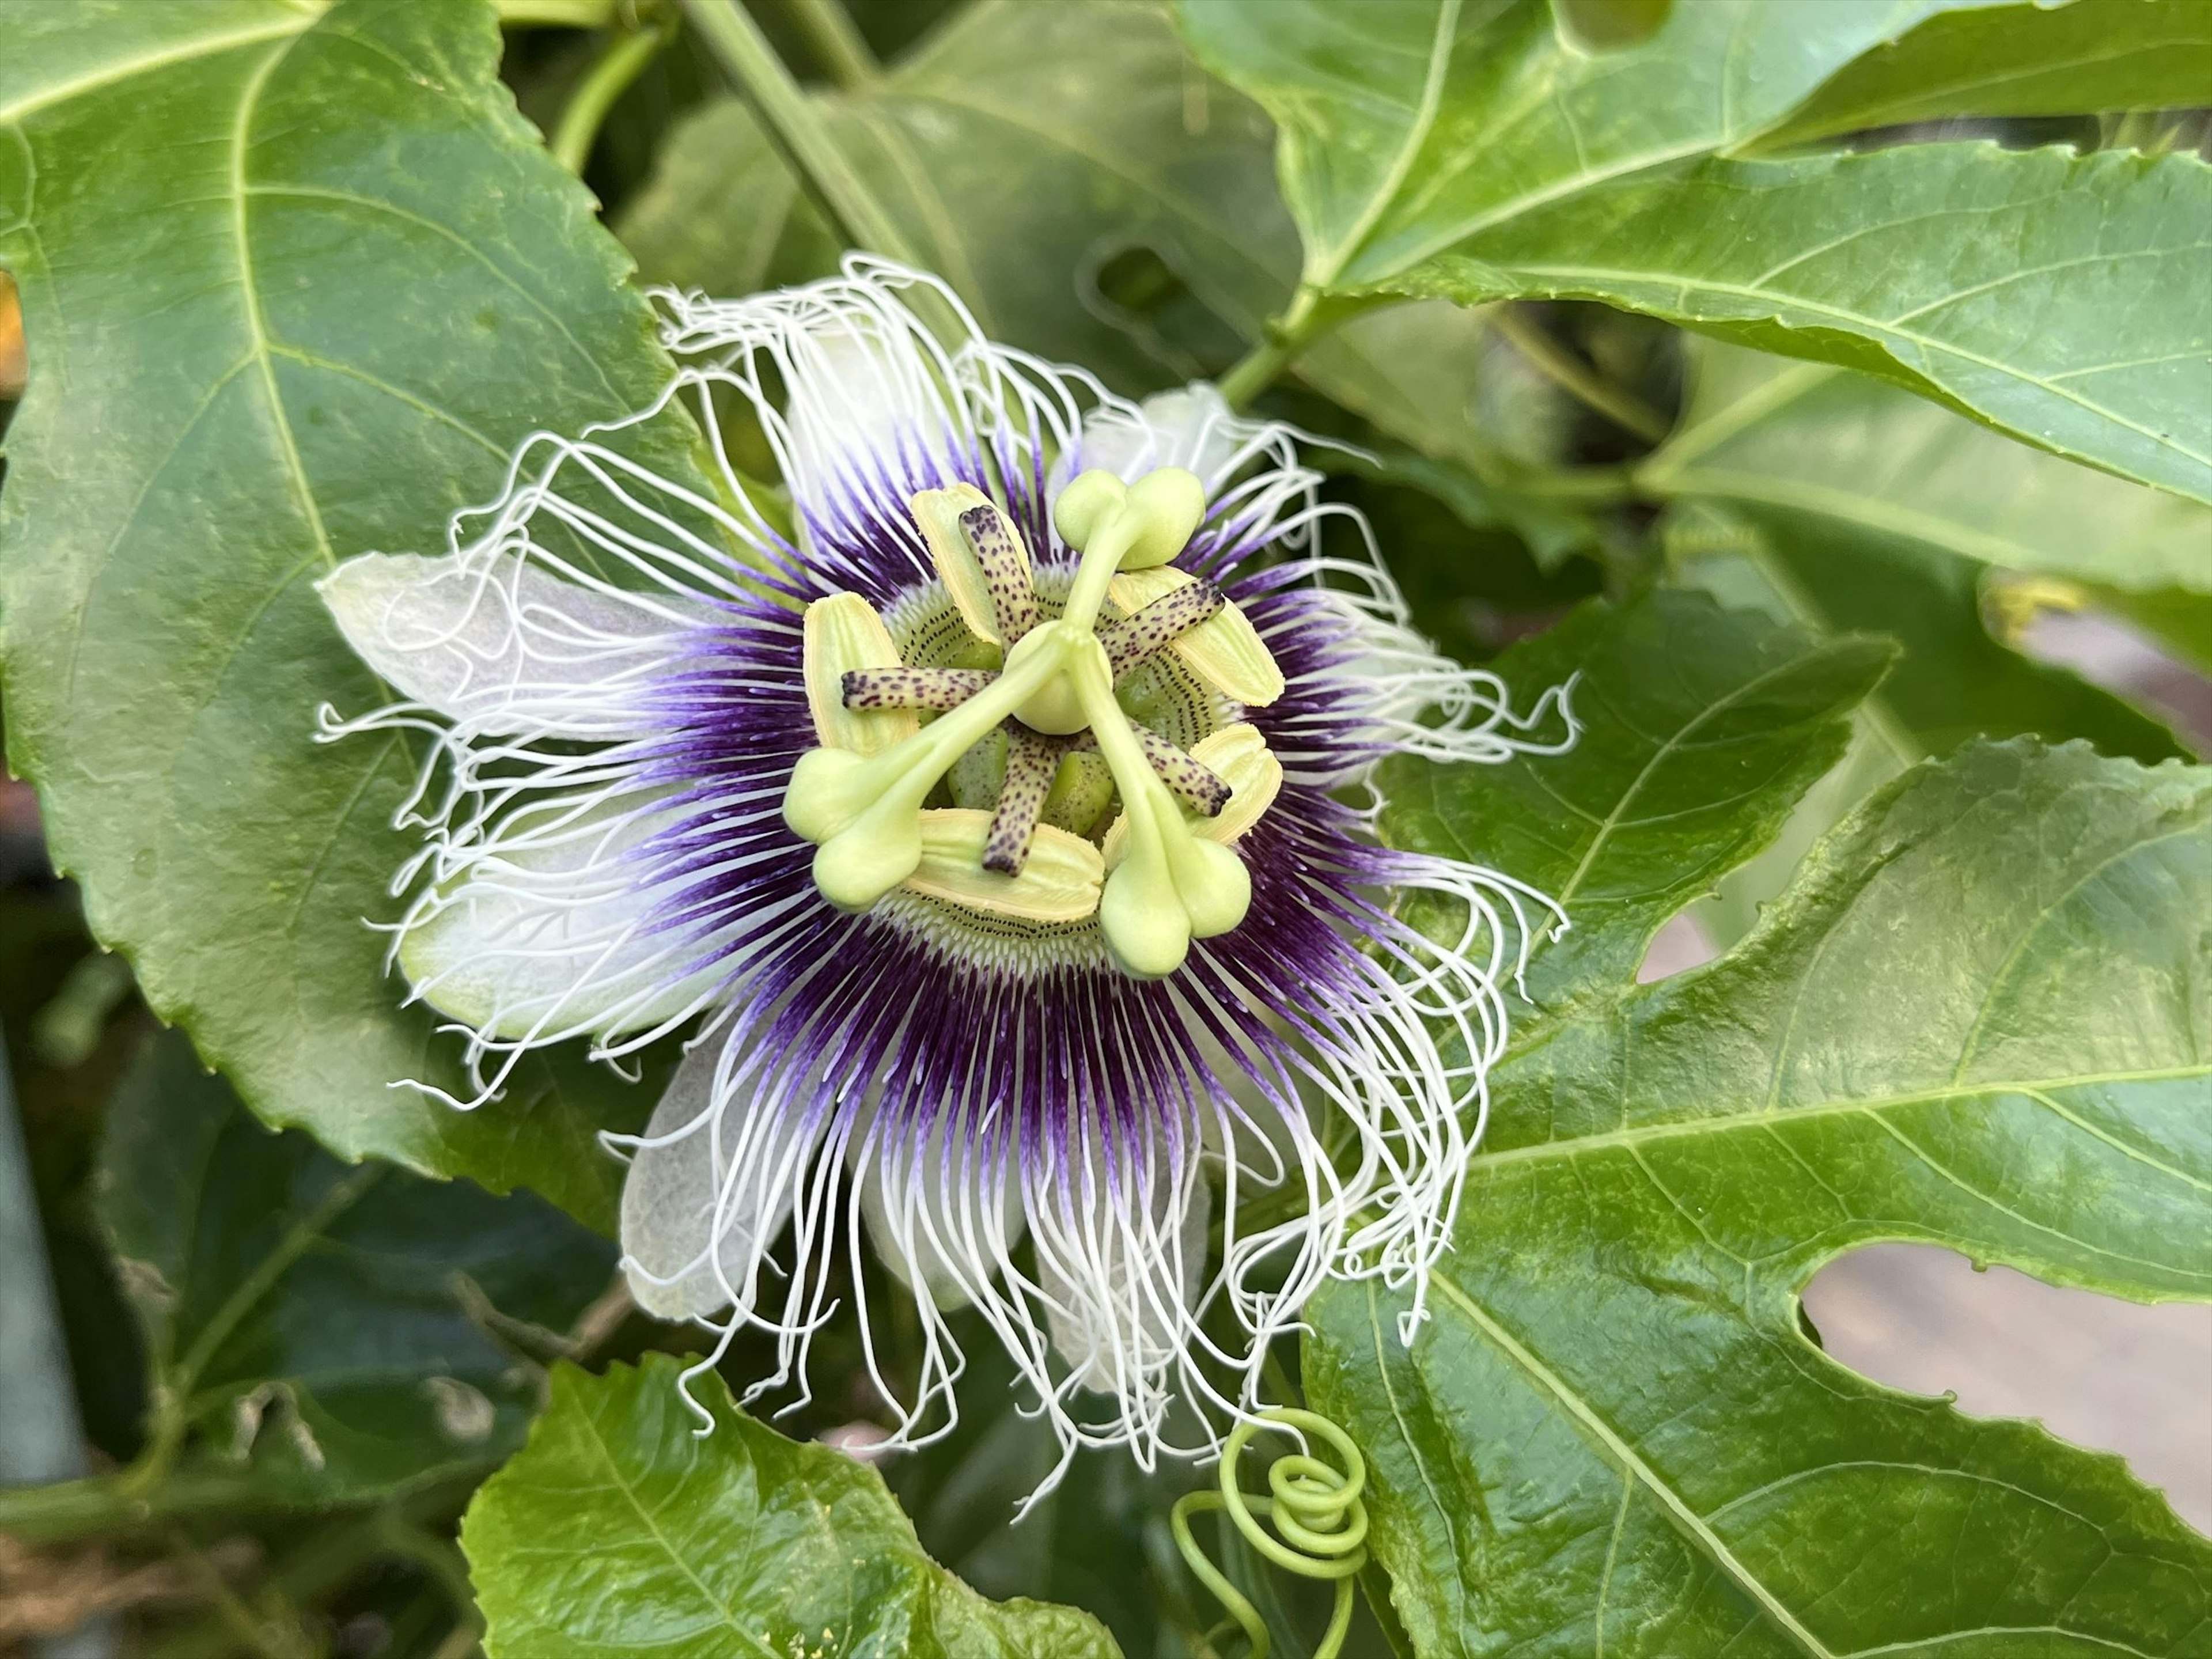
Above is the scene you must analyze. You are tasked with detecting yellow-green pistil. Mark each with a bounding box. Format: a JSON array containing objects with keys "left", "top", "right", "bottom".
[{"left": 782, "top": 467, "right": 1277, "bottom": 979}]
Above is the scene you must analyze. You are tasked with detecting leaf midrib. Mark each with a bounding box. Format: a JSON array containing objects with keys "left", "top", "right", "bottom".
[
  {"left": 1419, "top": 1274, "right": 1840, "bottom": 1659},
  {"left": 1472, "top": 1062, "right": 2209, "bottom": 1177},
  {"left": 0, "top": 16, "right": 306, "bottom": 127},
  {"left": 1546, "top": 646, "right": 1870, "bottom": 912},
  {"left": 1474, "top": 257, "right": 2212, "bottom": 477}
]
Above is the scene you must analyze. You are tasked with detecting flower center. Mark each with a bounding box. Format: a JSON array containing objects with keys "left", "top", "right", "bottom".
[{"left": 781, "top": 468, "right": 1287, "bottom": 979}]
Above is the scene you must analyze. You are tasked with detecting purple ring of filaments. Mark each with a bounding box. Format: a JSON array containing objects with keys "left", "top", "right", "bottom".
[{"left": 608, "top": 402, "right": 1430, "bottom": 1247}]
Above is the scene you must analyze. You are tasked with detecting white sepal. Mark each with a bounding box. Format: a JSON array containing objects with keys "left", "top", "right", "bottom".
[{"left": 318, "top": 552, "right": 689, "bottom": 737}]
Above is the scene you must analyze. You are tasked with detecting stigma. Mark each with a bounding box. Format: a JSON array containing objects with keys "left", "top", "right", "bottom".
[{"left": 781, "top": 467, "right": 1286, "bottom": 978}]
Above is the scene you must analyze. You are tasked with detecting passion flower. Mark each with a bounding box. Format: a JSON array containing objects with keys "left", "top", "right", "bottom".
[{"left": 317, "top": 258, "right": 1572, "bottom": 1484}]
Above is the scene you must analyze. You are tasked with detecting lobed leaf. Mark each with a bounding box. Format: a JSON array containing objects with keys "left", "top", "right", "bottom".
[
  {"left": 1326, "top": 720, "right": 2212, "bottom": 1653},
  {"left": 1386, "top": 142, "right": 2212, "bottom": 503},
  {"left": 1173, "top": 0, "right": 2012, "bottom": 293},
  {"left": 0, "top": 0, "right": 699, "bottom": 1222},
  {"left": 1183, "top": 0, "right": 2212, "bottom": 502},
  {"left": 100, "top": 1028, "right": 614, "bottom": 1502},
  {"left": 619, "top": 0, "right": 1494, "bottom": 469},
  {"left": 461, "top": 1355, "right": 1122, "bottom": 1659},
  {"left": 1380, "top": 589, "right": 1894, "bottom": 1026}
]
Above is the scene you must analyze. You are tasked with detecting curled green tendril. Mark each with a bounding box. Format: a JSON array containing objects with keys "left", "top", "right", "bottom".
[{"left": 1171, "top": 1408, "right": 1370, "bottom": 1659}]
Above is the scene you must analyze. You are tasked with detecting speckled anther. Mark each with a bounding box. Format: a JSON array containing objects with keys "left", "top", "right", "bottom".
[
  {"left": 1099, "top": 580, "right": 1224, "bottom": 681},
  {"left": 1070, "top": 724, "right": 1230, "bottom": 817},
  {"left": 984, "top": 724, "right": 1064, "bottom": 874},
  {"left": 842, "top": 665, "right": 996, "bottom": 711},
  {"left": 960, "top": 503, "right": 1040, "bottom": 644},
  {"left": 1129, "top": 723, "right": 1231, "bottom": 817}
]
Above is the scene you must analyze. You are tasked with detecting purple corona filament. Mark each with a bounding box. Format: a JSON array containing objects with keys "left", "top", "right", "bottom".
[{"left": 314, "top": 258, "right": 1578, "bottom": 1493}]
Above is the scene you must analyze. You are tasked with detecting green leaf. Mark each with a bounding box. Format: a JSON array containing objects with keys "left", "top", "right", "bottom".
[
  {"left": 1649, "top": 342, "right": 2212, "bottom": 596},
  {"left": 461, "top": 1354, "right": 1122, "bottom": 1659},
  {"left": 1648, "top": 343, "right": 2202, "bottom": 763},
  {"left": 0, "top": 0, "right": 697, "bottom": 1223},
  {"left": 1384, "top": 142, "right": 2212, "bottom": 503},
  {"left": 1182, "top": 0, "right": 2212, "bottom": 500},
  {"left": 620, "top": 0, "right": 1296, "bottom": 393},
  {"left": 100, "top": 1028, "right": 614, "bottom": 1502},
  {"left": 619, "top": 0, "right": 1499, "bottom": 475},
  {"left": 1675, "top": 499, "right": 2194, "bottom": 765},
  {"left": 1173, "top": 0, "right": 2007, "bottom": 293},
  {"left": 1381, "top": 590, "right": 1893, "bottom": 1022},
  {"left": 1319, "top": 735, "right": 2212, "bottom": 1654},
  {"left": 1755, "top": 0, "right": 2212, "bottom": 150}
]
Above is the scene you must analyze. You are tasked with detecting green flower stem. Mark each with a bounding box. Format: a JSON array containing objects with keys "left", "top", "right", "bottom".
[
  {"left": 677, "top": 0, "right": 920, "bottom": 266},
  {"left": 494, "top": 0, "right": 620, "bottom": 26},
  {"left": 1172, "top": 1408, "right": 1370, "bottom": 1659},
  {"left": 771, "top": 0, "right": 877, "bottom": 89},
  {"left": 550, "top": 14, "right": 676, "bottom": 175},
  {"left": 1486, "top": 302, "right": 1672, "bottom": 446},
  {"left": 1215, "top": 289, "right": 1324, "bottom": 411}
]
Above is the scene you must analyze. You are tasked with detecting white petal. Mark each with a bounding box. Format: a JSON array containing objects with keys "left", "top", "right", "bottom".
[
  {"left": 319, "top": 552, "right": 690, "bottom": 736},
  {"left": 854, "top": 1105, "right": 1027, "bottom": 1312},
  {"left": 1069, "top": 384, "right": 1245, "bottom": 494},
  {"left": 397, "top": 790, "right": 741, "bottom": 1045},
  {"left": 1039, "top": 1138, "right": 1210, "bottom": 1396},
  {"left": 620, "top": 1034, "right": 820, "bottom": 1321}
]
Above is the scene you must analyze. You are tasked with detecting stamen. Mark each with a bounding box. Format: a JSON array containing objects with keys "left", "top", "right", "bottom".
[
  {"left": 911, "top": 484, "right": 1033, "bottom": 646},
  {"left": 842, "top": 666, "right": 995, "bottom": 711},
  {"left": 1130, "top": 725, "right": 1230, "bottom": 817},
  {"left": 1109, "top": 566, "right": 1285, "bottom": 709},
  {"left": 1099, "top": 581, "right": 1224, "bottom": 681},
  {"left": 1068, "top": 724, "right": 1230, "bottom": 817},
  {"left": 958, "top": 504, "right": 1039, "bottom": 645},
  {"left": 984, "top": 725, "right": 1063, "bottom": 874}
]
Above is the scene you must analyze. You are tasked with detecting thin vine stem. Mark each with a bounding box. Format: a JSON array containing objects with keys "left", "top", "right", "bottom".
[
  {"left": 772, "top": 0, "right": 877, "bottom": 89},
  {"left": 551, "top": 12, "right": 676, "bottom": 175},
  {"left": 677, "top": 0, "right": 919, "bottom": 266},
  {"left": 494, "top": 0, "right": 620, "bottom": 27},
  {"left": 1215, "top": 289, "right": 1330, "bottom": 411},
  {"left": 1486, "top": 302, "right": 1671, "bottom": 445},
  {"left": 1173, "top": 1408, "right": 1370, "bottom": 1659}
]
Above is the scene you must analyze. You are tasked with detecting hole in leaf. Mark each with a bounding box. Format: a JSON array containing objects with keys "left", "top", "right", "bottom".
[
  {"left": 1802, "top": 1243, "right": 2212, "bottom": 1533},
  {"left": 2002, "top": 596, "right": 2212, "bottom": 756},
  {"left": 1081, "top": 242, "right": 1244, "bottom": 380},
  {"left": 1635, "top": 908, "right": 1715, "bottom": 983}
]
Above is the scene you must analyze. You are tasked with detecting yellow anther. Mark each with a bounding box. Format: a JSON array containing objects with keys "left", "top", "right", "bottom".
[
  {"left": 1109, "top": 567, "right": 1285, "bottom": 708},
  {"left": 783, "top": 635, "right": 1070, "bottom": 911},
  {"left": 1103, "top": 722, "right": 1281, "bottom": 868},
  {"left": 804, "top": 593, "right": 918, "bottom": 753},
  {"left": 911, "top": 484, "right": 1032, "bottom": 645},
  {"left": 904, "top": 809, "right": 1104, "bottom": 923}
]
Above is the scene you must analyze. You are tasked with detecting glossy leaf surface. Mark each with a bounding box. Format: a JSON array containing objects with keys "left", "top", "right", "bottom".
[
  {"left": 463, "top": 1355, "right": 1121, "bottom": 1658},
  {"left": 0, "top": 0, "right": 693, "bottom": 1223},
  {"left": 1379, "top": 142, "right": 2212, "bottom": 503},
  {"left": 1651, "top": 343, "right": 2203, "bottom": 761},
  {"left": 1183, "top": 0, "right": 2212, "bottom": 501},
  {"left": 1173, "top": 0, "right": 2002, "bottom": 290},
  {"left": 1321, "top": 723, "right": 2212, "bottom": 1654},
  {"left": 1381, "top": 590, "right": 1893, "bottom": 1022}
]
